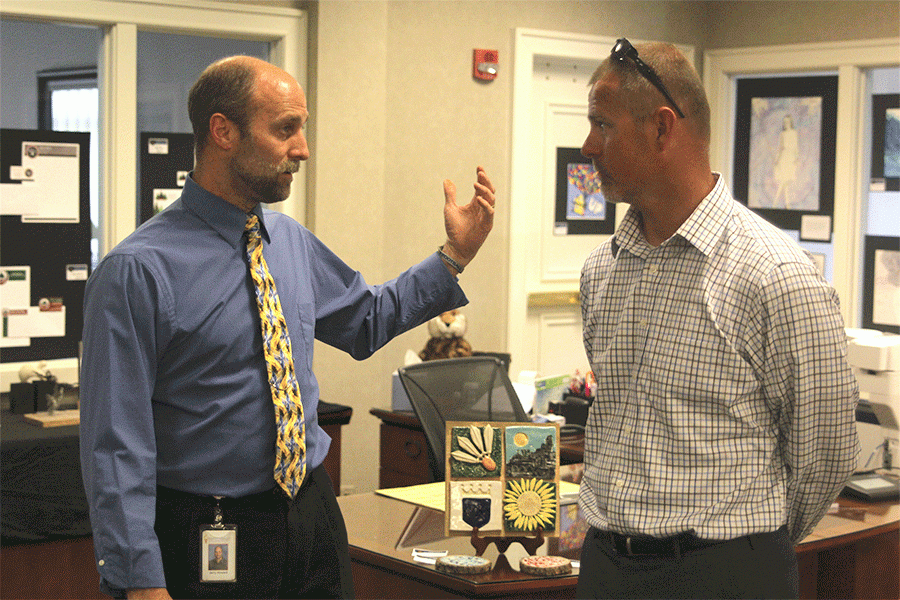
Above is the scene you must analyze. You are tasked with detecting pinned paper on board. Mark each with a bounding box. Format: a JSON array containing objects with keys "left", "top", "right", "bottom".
[
  {"left": 1, "top": 142, "right": 80, "bottom": 223},
  {"left": 0, "top": 266, "right": 67, "bottom": 346},
  {"left": 152, "top": 189, "right": 181, "bottom": 216},
  {"left": 3, "top": 305, "right": 66, "bottom": 340},
  {"left": 0, "top": 266, "right": 32, "bottom": 347}
]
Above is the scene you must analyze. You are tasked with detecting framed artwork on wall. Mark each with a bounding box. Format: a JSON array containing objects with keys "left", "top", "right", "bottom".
[
  {"left": 554, "top": 147, "right": 615, "bottom": 235},
  {"left": 733, "top": 75, "right": 838, "bottom": 236},
  {"left": 862, "top": 235, "right": 900, "bottom": 334},
  {"left": 870, "top": 93, "right": 900, "bottom": 192}
]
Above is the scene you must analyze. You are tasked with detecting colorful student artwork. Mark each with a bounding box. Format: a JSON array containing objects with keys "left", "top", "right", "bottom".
[
  {"left": 566, "top": 163, "right": 606, "bottom": 220},
  {"left": 445, "top": 422, "right": 559, "bottom": 537}
]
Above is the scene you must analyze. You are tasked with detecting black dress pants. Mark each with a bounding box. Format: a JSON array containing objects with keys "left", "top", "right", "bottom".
[
  {"left": 575, "top": 526, "right": 798, "bottom": 599},
  {"left": 154, "top": 465, "right": 354, "bottom": 599}
]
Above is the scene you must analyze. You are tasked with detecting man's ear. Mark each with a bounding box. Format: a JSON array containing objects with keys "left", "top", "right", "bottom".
[
  {"left": 651, "top": 106, "right": 678, "bottom": 150},
  {"left": 208, "top": 113, "right": 239, "bottom": 151}
]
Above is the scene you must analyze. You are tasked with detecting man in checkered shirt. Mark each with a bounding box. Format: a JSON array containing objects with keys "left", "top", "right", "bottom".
[{"left": 575, "top": 39, "right": 859, "bottom": 599}]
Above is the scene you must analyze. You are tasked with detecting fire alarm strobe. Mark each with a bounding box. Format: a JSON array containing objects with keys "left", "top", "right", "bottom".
[{"left": 473, "top": 49, "right": 498, "bottom": 80}]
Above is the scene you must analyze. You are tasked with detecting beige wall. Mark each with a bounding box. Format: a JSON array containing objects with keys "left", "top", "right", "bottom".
[
  {"left": 306, "top": 0, "right": 709, "bottom": 494},
  {"left": 284, "top": 0, "right": 898, "bottom": 494},
  {"left": 706, "top": 1, "right": 899, "bottom": 48}
]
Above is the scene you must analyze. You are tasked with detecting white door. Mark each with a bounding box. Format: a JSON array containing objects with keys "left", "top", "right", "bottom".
[{"left": 508, "top": 29, "right": 693, "bottom": 379}]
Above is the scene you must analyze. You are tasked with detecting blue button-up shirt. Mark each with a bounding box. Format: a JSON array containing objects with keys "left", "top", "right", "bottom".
[{"left": 80, "top": 176, "right": 467, "bottom": 591}]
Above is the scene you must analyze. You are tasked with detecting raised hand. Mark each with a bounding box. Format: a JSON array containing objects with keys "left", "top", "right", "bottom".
[{"left": 441, "top": 166, "right": 496, "bottom": 272}]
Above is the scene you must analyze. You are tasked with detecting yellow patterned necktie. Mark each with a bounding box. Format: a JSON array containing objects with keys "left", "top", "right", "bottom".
[{"left": 245, "top": 213, "right": 306, "bottom": 498}]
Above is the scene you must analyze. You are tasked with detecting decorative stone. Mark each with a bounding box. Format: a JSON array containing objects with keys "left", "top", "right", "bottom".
[
  {"left": 434, "top": 555, "right": 493, "bottom": 574},
  {"left": 519, "top": 555, "right": 572, "bottom": 576}
]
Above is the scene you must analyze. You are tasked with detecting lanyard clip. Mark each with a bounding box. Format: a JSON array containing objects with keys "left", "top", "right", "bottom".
[{"left": 212, "top": 496, "right": 225, "bottom": 529}]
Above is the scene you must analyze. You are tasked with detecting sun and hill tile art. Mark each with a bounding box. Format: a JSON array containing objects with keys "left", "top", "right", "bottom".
[{"left": 445, "top": 422, "right": 559, "bottom": 537}]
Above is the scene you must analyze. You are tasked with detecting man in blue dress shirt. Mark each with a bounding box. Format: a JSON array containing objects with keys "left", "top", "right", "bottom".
[{"left": 80, "top": 55, "right": 496, "bottom": 599}]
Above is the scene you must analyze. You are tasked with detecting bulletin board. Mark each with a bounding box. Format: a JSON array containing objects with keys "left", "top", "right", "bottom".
[
  {"left": 139, "top": 132, "right": 194, "bottom": 224},
  {"left": 0, "top": 129, "right": 91, "bottom": 363}
]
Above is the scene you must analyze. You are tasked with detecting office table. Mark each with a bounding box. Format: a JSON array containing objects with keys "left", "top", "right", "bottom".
[
  {"left": 340, "top": 479, "right": 899, "bottom": 600},
  {"left": 1, "top": 408, "right": 90, "bottom": 544}
]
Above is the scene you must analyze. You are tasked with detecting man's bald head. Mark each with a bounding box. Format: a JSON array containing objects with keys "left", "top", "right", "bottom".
[{"left": 188, "top": 56, "right": 269, "bottom": 155}]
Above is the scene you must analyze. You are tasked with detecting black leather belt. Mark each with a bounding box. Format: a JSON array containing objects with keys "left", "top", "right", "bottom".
[
  {"left": 156, "top": 465, "right": 322, "bottom": 509},
  {"left": 600, "top": 529, "right": 725, "bottom": 557}
]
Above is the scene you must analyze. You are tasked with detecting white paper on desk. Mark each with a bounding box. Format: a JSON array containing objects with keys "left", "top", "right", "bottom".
[
  {"left": 19, "top": 141, "right": 80, "bottom": 223},
  {"left": 0, "top": 266, "right": 32, "bottom": 347},
  {"left": 512, "top": 381, "right": 535, "bottom": 413},
  {"left": 4, "top": 305, "right": 66, "bottom": 338}
]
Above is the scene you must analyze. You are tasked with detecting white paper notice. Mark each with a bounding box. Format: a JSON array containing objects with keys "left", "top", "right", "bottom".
[
  {"left": 0, "top": 266, "right": 32, "bottom": 347},
  {"left": 4, "top": 305, "right": 66, "bottom": 338},
  {"left": 0, "top": 183, "right": 36, "bottom": 217},
  {"left": 148, "top": 137, "right": 169, "bottom": 154},
  {"left": 152, "top": 189, "right": 182, "bottom": 215},
  {"left": 20, "top": 141, "right": 81, "bottom": 223},
  {"left": 800, "top": 214, "right": 831, "bottom": 242},
  {"left": 66, "top": 264, "right": 89, "bottom": 281}
]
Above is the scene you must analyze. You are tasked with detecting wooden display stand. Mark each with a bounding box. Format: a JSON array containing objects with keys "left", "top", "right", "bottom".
[{"left": 470, "top": 526, "right": 544, "bottom": 557}]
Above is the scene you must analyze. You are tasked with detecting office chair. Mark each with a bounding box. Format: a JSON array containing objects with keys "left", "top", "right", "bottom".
[{"left": 397, "top": 356, "right": 528, "bottom": 481}]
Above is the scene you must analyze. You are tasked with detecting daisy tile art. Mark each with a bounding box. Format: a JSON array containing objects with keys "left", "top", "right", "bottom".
[{"left": 445, "top": 421, "right": 559, "bottom": 537}]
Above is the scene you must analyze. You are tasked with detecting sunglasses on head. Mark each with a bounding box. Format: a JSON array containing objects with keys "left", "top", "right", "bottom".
[{"left": 611, "top": 38, "right": 685, "bottom": 119}]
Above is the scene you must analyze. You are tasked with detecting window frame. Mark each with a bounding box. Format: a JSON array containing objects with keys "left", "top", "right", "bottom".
[{"left": 37, "top": 67, "right": 99, "bottom": 131}]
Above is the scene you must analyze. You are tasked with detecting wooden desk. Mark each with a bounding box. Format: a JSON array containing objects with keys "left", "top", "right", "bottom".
[
  {"left": 339, "top": 491, "right": 579, "bottom": 599},
  {"left": 370, "top": 408, "right": 585, "bottom": 488},
  {"left": 796, "top": 496, "right": 899, "bottom": 599},
  {"left": 342, "top": 476, "right": 899, "bottom": 600}
]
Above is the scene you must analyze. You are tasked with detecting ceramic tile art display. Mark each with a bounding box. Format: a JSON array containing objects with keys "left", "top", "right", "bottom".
[{"left": 445, "top": 422, "right": 559, "bottom": 537}]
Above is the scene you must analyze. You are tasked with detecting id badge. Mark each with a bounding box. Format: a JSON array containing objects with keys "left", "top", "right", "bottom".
[{"left": 199, "top": 497, "right": 237, "bottom": 583}]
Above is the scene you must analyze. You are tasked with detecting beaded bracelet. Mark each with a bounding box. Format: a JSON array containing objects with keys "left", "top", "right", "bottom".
[{"left": 437, "top": 245, "right": 464, "bottom": 274}]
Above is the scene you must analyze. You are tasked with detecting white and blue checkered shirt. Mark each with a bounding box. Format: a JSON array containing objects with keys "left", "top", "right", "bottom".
[{"left": 578, "top": 174, "right": 859, "bottom": 544}]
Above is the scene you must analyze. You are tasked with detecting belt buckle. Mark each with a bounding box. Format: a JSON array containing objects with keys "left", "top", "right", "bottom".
[{"left": 624, "top": 536, "right": 652, "bottom": 556}]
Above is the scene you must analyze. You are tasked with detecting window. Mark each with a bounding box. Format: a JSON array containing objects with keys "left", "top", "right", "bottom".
[
  {"left": 38, "top": 67, "right": 98, "bottom": 131},
  {"left": 38, "top": 67, "right": 101, "bottom": 266}
]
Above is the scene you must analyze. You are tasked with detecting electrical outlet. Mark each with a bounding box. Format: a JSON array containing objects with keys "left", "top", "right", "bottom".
[{"left": 340, "top": 484, "right": 356, "bottom": 496}]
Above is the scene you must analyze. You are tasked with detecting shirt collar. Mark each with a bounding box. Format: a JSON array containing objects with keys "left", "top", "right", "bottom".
[
  {"left": 180, "top": 175, "right": 270, "bottom": 248},
  {"left": 672, "top": 173, "right": 730, "bottom": 258},
  {"left": 611, "top": 173, "right": 730, "bottom": 259}
]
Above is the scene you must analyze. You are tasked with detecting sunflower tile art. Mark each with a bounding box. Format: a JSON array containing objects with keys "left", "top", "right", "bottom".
[
  {"left": 445, "top": 421, "right": 559, "bottom": 537},
  {"left": 504, "top": 477, "right": 558, "bottom": 532}
]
